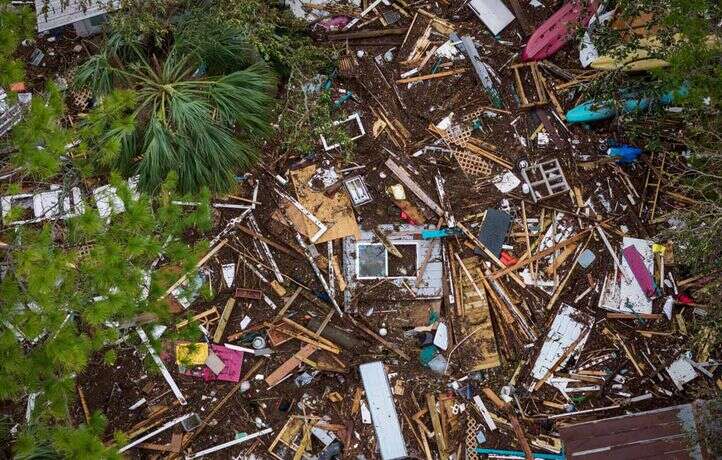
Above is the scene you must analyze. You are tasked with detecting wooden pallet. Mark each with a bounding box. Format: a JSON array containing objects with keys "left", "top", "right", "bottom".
[{"left": 458, "top": 257, "right": 500, "bottom": 371}]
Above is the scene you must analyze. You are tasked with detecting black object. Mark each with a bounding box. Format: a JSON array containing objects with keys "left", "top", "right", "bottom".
[{"left": 474, "top": 209, "right": 512, "bottom": 258}]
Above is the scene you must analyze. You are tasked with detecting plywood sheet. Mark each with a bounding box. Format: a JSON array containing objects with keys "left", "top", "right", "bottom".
[
  {"left": 459, "top": 257, "right": 500, "bottom": 371},
  {"left": 288, "top": 165, "right": 361, "bottom": 243}
]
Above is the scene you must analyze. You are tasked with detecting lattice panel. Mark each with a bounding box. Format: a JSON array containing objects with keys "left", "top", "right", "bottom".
[
  {"left": 463, "top": 108, "right": 487, "bottom": 122},
  {"left": 71, "top": 87, "right": 92, "bottom": 110},
  {"left": 442, "top": 124, "right": 472, "bottom": 146},
  {"left": 466, "top": 419, "right": 480, "bottom": 460},
  {"left": 454, "top": 149, "right": 492, "bottom": 178}
]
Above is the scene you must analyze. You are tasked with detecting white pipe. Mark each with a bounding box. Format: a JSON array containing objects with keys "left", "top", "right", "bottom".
[{"left": 185, "top": 427, "right": 273, "bottom": 459}]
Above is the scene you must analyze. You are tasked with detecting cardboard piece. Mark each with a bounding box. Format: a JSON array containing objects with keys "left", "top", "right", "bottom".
[{"left": 285, "top": 165, "right": 361, "bottom": 244}]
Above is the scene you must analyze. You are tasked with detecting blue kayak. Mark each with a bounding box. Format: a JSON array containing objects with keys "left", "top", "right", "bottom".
[{"left": 566, "top": 85, "right": 688, "bottom": 123}]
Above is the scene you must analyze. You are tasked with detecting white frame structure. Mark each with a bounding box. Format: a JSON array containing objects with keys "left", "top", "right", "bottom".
[
  {"left": 356, "top": 241, "right": 419, "bottom": 280},
  {"left": 321, "top": 113, "right": 366, "bottom": 151}
]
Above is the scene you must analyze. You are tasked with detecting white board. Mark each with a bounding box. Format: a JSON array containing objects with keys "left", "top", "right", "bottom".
[
  {"left": 531, "top": 304, "right": 594, "bottom": 381},
  {"left": 468, "top": 0, "right": 515, "bottom": 36},
  {"left": 359, "top": 362, "right": 408, "bottom": 460},
  {"left": 599, "top": 237, "right": 653, "bottom": 314}
]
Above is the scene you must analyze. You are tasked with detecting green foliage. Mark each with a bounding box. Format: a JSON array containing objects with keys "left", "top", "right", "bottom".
[
  {"left": 0, "top": 174, "right": 211, "bottom": 455},
  {"left": 74, "top": 25, "right": 276, "bottom": 193},
  {"left": 0, "top": 1, "right": 34, "bottom": 86},
  {"left": 6, "top": 83, "right": 71, "bottom": 180},
  {"left": 596, "top": 1, "right": 722, "bottom": 351}
]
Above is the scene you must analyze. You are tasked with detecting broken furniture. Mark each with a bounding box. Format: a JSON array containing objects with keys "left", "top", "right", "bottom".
[
  {"left": 521, "top": 159, "right": 570, "bottom": 202},
  {"left": 1, "top": 186, "right": 85, "bottom": 225},
  {"left": 510, "top": 62, "right": 549, "bottom": 109}
]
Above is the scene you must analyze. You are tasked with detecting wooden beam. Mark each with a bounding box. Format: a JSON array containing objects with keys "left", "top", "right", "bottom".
[
  {"left": 396, "top": 68, "right": 468, "bottom": 84},
  {"left": 213, "top": 298, "right": 236, "bottom": 343},
  {"left": 426, "top": 393, "right": 448, "bottom": 460}
]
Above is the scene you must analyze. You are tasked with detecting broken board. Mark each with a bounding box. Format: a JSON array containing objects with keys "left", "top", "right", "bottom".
[
  {"left": 283, "top": 165, "right": 361, "bottom": 243},
  {"left": 531, "top": 303, "right": 593, "bottom": 381},
  {"left": 459, "top": 257, "right": 500, "bottom": 371},
  {"left": 598, "top": 237, "right": 654, "bottom": 314}
]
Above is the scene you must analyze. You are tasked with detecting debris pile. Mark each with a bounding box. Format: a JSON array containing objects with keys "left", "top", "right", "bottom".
[{"left": 3, "top": 0, "right": 721, "bottom": 458}]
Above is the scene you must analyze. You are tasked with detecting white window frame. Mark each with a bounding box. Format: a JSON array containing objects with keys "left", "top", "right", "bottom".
[{"left": 356, "top": 241, "right": 418, "bottom": 280}]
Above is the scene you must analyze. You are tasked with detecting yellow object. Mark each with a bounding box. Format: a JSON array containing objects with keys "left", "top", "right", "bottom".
[
  {"left": 592, "top": 34, "right": 719, "bottom": 71},
  {"left": 652, "top": 243, "right": 666, "bottom": 254},
  {"left": 591, "top": 36, "right": 669, "bottom": 71},
  {"left": 175, "top": 342, "right": 209, "bottom": 365}
]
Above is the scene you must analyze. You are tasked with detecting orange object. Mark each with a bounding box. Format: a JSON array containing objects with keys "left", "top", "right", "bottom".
[{"left": 9, "top": 82, "right": 26, "bottom": 92}]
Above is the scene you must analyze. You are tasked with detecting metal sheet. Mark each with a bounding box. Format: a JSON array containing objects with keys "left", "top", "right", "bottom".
[
  {"left": 359, "top": 361, "right": 408, "bottom": 460},
  {"left": 468, "top": 0, "right": 515, "bottom": 36},
  {"left": 560, "top": 400, "right": 717, "bottom": 459}
]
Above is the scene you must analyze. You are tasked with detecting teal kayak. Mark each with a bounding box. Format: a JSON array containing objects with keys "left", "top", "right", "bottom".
[{"left": 566, "top": 85, "right": 688, "bottom": 123}]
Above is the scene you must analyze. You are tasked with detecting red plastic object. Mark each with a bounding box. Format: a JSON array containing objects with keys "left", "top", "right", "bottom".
[
  {"left": 500, "top": 251, "right": 518, "bottom": 267},
  {"left": 521, "top": 0, "right": 599, "bottom": 61},
  {"left": 676, "top": 293, "right": 694, "bottom": 305},
  {"left": 400, "top": 211, "right": 418, "bottom": 225}
]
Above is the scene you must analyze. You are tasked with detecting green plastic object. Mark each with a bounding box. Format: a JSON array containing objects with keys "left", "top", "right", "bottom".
[{"left": 419, "top": 345, "right": 439, "bottom": 365}]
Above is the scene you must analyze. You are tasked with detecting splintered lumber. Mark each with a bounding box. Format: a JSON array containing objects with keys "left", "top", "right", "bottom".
[
  {"left": 426, "top": 393, "right": 449, "bottom": 460},
  {"left": 492, "top": 227, "right": 592, "bottom": 279},
  {"left": 161, "top": 239, "right": 228, "bottom": 299},
  {"left": 175, "top": 360, "right": 264, "bottom": 456},
  {"left": 457, "top": 222, "right": 524, "bottom": 287},
  {"left": 266, "top": 344, "right": 318, "bottom": 387},
  {"left": 481, "top": 389, "right": 532, "bottom": 460},
  {"left": 327, "top": 27, "right": 408, "bottom": 41},
  {"left": 119, "top": 414, "right": 193, "bottom": 454},
  {"left": 456, "top": 256, "right": 500, "bottom": 371},
  {"left": 385, "top": 158, "right": 444, "bottom": 216},
  {"left": 186, "top": 428, "right": 273, "bottom": 459},
  {"left": 77, "top": 386, "right": 91, "bottom": 423},
  {"left": 136, "top": 327, "right": 186, "bottom": 406},
  {"left": 396, "top": 68, "right": 468, "bottom": 84},
  {"left": 236, "top": 224, "right": 300, "bottom": 259},
  {"left": 213, "top": 297, "right": 236, "bottom": 343}
]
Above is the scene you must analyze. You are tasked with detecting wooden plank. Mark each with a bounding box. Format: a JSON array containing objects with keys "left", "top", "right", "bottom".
[
  {"left": 385, "top": 158, "right": 444, "bottom": 216},
  {"left": 213, "top": 298, "right": 236, "bottom": 343},
  {"left": 492, "top": 228, "right": 592, "bottom": 279},
  {"left": 265, "top": 344, "right": 317, "bottom": 387},
  {"left": 396, "top": 68, "right": 468, "bottom": 83},
  {"left": 458, "top": 257, "right": 500, "bottom": 371},
  {"left": 426, "top": 393, "right": 449, "bottom": 460}
]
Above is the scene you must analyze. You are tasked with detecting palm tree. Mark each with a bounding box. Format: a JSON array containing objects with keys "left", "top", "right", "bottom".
[{"left": 75, "top": 29, "right": 276, "bottom": 193}]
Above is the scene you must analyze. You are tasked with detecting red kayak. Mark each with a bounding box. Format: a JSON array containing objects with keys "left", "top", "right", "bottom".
[{"left": 522, "top": 0, "right": 600, "bottom": 61}]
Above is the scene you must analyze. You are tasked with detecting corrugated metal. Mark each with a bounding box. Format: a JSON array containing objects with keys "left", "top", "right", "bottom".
[
  {"left": 34, "top": 0, "right": 119, "bottom": 32},
  {"left": 560, "top": 400, "right": 718, "bottom": 460}
]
